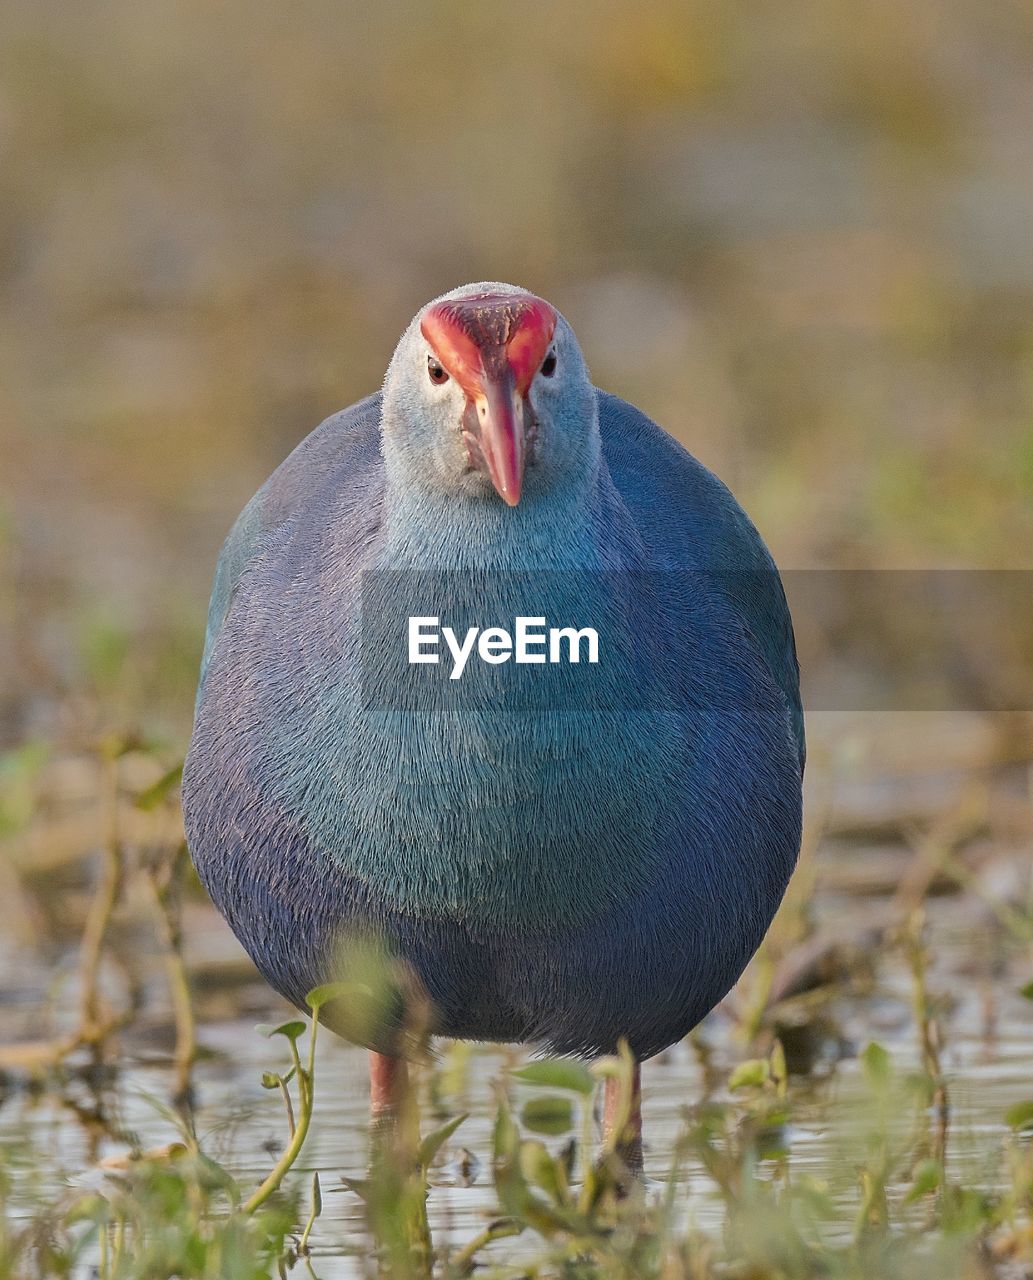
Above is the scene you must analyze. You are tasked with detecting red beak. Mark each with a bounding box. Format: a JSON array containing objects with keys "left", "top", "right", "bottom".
[
  {"left": 421, "top": 291, "right": 557, "bottom": 507},
  {"left": 473, "top": 369, "right": 526, "bottom": 506}
]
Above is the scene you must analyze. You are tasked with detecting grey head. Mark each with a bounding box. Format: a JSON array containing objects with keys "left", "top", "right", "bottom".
[{"left": 381, "top": 282, "right": 598, "bottom": 508}]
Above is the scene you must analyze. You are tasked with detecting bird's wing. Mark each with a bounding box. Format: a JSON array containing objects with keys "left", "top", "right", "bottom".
[
  {"left": 196, "top": 392, "right": 383, "bottom": 696},
  {"left": 598, "top": 389, "right": 805, "bottom": 769}
]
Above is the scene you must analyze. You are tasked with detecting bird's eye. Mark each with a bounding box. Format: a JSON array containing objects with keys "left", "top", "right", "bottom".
[
  {"left": 427, "top": 356, "right": 449, "bottom": 386},
  {"left": 540, "top": 350, "right": 557, "bottom": 378}
]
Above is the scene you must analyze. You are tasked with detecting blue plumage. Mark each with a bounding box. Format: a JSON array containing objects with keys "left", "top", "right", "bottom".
[{"left": 183, "top": 284, "right": 803, "bottom": 1060}]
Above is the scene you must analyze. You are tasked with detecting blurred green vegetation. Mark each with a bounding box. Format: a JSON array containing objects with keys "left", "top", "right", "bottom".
[{"left": 3, "top": 0, "right": 1033, "bottom": 746}]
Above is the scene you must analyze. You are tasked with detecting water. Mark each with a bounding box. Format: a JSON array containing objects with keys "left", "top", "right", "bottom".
[
  {"left": 2, "top": 723, "right": 1032, "bottom": 1275},
  {"left": 3, "top": 912, "right": 1030, "bottom": 1276}
]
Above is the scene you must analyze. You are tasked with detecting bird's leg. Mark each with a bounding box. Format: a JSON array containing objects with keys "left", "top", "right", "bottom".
[
  {"left": 366, "top": 1049, "right": 431, "bottom": 1264},
  {"left": 368, "top": 1049, "right": 416, "bottom": 1176},
  {"left": 369, "top": 1049, "right": 409, "bottom": 1119},
  {"left": 602, "top": 1060, "right": 643, "bottom": 1178}
]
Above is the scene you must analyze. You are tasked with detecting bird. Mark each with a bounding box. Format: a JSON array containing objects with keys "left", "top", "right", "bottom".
[{"left": 182, "top": 282, "right": 804, "bottom": 1166}]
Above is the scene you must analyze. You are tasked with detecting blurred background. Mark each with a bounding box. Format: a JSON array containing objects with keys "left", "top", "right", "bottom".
[
  {"left": 1, "top": 6, "right": 1033, "bottom": 1267},
  {"left": 3, "top": 0, "right": 1033, "bottom": 749}
]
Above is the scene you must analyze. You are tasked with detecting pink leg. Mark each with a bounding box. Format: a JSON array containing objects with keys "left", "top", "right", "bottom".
[
  {"left": 369, "top": 1049, "right": 409, "bottom": 1117},
  {"left": 602, "top": 1060, "right": 643, "bottom": 1174},
  {"left": 367, "top": 1051, "right": 412, "bottom": 1175}
]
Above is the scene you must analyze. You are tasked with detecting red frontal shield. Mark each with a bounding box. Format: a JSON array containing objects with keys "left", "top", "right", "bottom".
[{"left": 421, "top": 291, "right": 557, "bottom": 505}]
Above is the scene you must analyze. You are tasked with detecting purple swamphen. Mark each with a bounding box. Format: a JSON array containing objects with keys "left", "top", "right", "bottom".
[{"left": 182, "top": 283, "right": 804, "bottom": 1162}]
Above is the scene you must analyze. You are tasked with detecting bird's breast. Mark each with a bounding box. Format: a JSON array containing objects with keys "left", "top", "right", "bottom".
[
  {"left": 270, "top": 566, "right": 686, "bottom": 929},
  {"left": 290, "top": 691, "right": 683, "bottom": 930}
]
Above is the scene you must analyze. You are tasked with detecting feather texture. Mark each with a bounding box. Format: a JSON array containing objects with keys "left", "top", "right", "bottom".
[{"left": 184, "top": 319, "right": 803, "bottom": 1061}]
